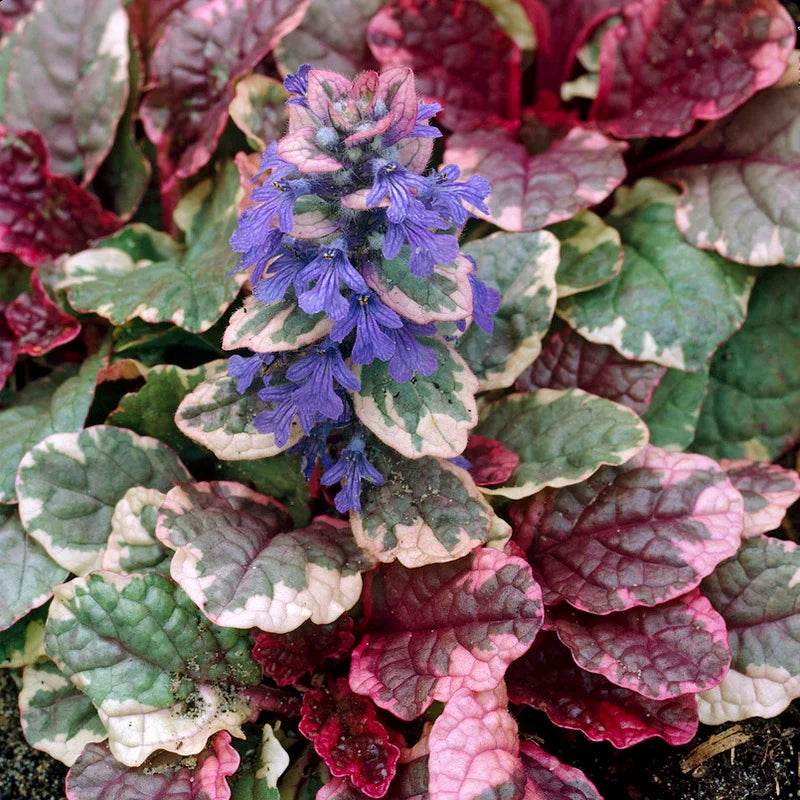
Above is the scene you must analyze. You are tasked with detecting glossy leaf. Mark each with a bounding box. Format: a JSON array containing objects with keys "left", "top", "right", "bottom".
[
  {"left": 229, "top": 74, "right": 289, "bottom": 150},
  {"left": 641, "top": 367, "right": 709, "bottom": 451},
  {"left": 519, "top": 741, "right": 603, "bottom": 800}
]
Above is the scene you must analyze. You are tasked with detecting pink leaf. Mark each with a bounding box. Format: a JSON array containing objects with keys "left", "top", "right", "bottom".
[
  {"left": 515, "top": 327, "right": 666, "bottom": 416},
  {"left": 589, "top": 0, "right": 795, "bottom": 138},
  {"left": 367, "top": 0, "right": 522, "bottom": 132},
  {"left": 511, "top": 445, "right": 744, "bottom": 612},
  {"left": 428, "top": 685, "right": 526, "bottom": 800},
  {"left": 349, "top": 548, "right": 543, "bottom": 720},
  {"left": 0, "top": 127, "right": 120, "bottom": 266},
  {"left": 0, "top": 0, "right": 35, "bottom": 32},
  {"left": 462, "top": 435, "right": 520, "bottom": 487},
  {"left": 549, "top": 590, "right": 730, "bottom": 699},
  {"left": 444, "top": 125, "right": 626, "bottom": 232},
  {"left": 300, "top": 678, "right": 401, "bottom": 798},
  {"left": 519, "top": 741, "right": 603, "bottom": 800},
  {"left": 507, "top": 632, "right": 699, "bottom": 748},
  {"left": 194, "top": 731, "right": 241, "bottom": 800}
]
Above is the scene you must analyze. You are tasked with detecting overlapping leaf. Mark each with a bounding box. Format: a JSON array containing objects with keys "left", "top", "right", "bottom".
[
  {"left": 476, "top": 389, "right": 648, "bottom": 499},
  {"left": 557, "top": 179, "right": 754, "bottom": 370},
  {"left": 229, "top": 74, "right": 289, "bottom": 150},
  {"left": 0, "top": 606, "right": 47, "bottom": 669},
  {"left": 641, "top": 367, "right": 709, "bottom": 451},
  {"left": 0, "top": 0, "right": 35, "bottom": 32},
  {"left": 227, "top": 723, "right": 289, "bottom": 800},
  {"left": 461, "top": 435, "right": 520, "bottom": 487},
  {"left": 349, "top": 547, "right": 543, "bottom": 720},
  {"left": 519, "top": 740, "right": 603, "bottom": 800}
]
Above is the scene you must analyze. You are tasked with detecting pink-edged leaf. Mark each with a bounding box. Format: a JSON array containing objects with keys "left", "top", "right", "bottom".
[
  {"left": 349, "top": 547, "right": 543, "bottom": 720},
  {"left": 589, "top": 0, "right": 795, "bottom": 138},
  {"left": 444, "top": 126, "right": 626, "bottom": 232},
  {"left": 518, "top": 741, "right": 603, "bottom": 800},
  {"left": 511, "top": 445, "right": 744, "bottom": 612},
  {"left": 367, "top": 0, "right": 521, "bottom": 133},
  {"left": 515, "top": 327, "right": 666, "bottom": 416},
  {"left": 0, "top": 127, "right": 120, "bottom": 266},
  {"left": 65, "top": 733, "right": 239, "bottom": 800},
  {"left": 719, "top": 459, "right": 800, "bottom": 537},
  {"left": 0, "top": 306, "right": 19, "bottom": 390},
  {"left": 462, "top": 435, "right": 520, "bottom": 487},
  {"left": 0, "top": 0, "right": 35, "bottom": 32},
  {"left": 549, "top": 589, "right": 730, "bottom": 699},
  {"left": 140, "top": 0, "right": 311, "bottom": 202},
  {"left": 429, "top": 685, "right": 525, "bottom": 800},
  {"left": 252, "top": 615, "right": 356, "bottom": 686},
  {"left": 6, "top": 272, "right": 81, "bottom": 356},
  {"left": 300, "top": 678, "right": 401, "bottom": 798},
  {"left": 507, "top": 632, "right": 699, "bottom": 747}
]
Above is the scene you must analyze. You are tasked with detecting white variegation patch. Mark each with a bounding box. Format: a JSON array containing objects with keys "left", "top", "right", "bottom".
[{"left": 256, "top": 724, "right": 290, "bottom": 787}]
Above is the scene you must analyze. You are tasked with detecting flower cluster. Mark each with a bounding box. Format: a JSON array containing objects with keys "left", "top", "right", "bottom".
[{"left": 226, "top": 65, "right": 495, "bottom": 513}]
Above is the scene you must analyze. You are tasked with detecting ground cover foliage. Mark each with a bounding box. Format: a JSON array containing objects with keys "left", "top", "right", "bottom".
[{"left": 1, "top": 1, "right": 800, "bottom": 798}]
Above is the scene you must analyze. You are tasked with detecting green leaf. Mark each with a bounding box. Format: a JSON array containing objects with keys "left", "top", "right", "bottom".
[
  {"left": 476, "top": 389, "right": 649, "bottom": 499},
  {"left": 58, "top": 163, "right": 244, "bottom": 332},
  {"left": 557, "top": 179, "right": 754, "bottom": 370},
  {"left": 692, "top": 267, "right": 800, "bottom": 460},
  {"left": 229, "top": 74, "right": 289, "bottom": 150},
  {"left": 642, "top": 367, "right": 709, "bottom": 451},
  {"left": 0, "top": 606, "right": 47, "bottom": 669},
  {"left": 352, "top": 338, "right": 478, "bottom": 459},
  {"left": 19, "top": 659, "right": 106, "bottom": 766},
  {"left": 459, "top": 230, "right": 559, "bottom": 390},
  {"left": 352, "top": 448, "right": 493, "bottom": 568},
  {"left": 45, "top": 571, "right": 261, "bottom": 766},
  {"left": 17, "top": 425, "right": 190, "bottom": 575},
  {"left": 230, "top": 723, "right": 289, "bottom": 800}
]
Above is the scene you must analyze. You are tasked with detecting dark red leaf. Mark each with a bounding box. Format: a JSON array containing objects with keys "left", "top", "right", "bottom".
[
  {"left": 462, "top": 434, "right": 520, "bottom": 487},
  {"left": 519, "top": 741, "right": 603, "bottom": 800},
  {"left": 515, "top": 327, "right": 667, "bottom": 415},
  {"left": 299, "top": 678, "right": 401, "bottom": 798},
  {"left": 0, "top": 306, "right": 20, "bottom": 391},
  {"left": 252, "top": 615, "right": 356, "bottom": 686},
  {"left": 0, "top": 0, "right": 35, "bottom": 32},
  {"left": 367, "top": 0, "right": 522, "bottom": 133},
  {"left": 0, "top": 127, "right": 120, "bottom": 267},
  {"left": 127, "top": 0, "right": 190, "bottom": 71},
  {"left": 589, "top": 0, "right": 795, "bottom": 138}
]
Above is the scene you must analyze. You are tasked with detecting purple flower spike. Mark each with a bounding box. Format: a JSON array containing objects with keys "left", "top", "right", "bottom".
[
  {"left": 330, "top": 292, "right": 403, "bottom": 365},
  {"left": 383, "top": 204, "right": 459, "bottom": 276},
  {"left": 321, "top": 436, "right": 385, "bottom": 513},
  {"left": 422, "top": 165, "right": 491, "bottom": 227},
  {"left": 228, "top": 352, "right": 274, "bottom": 393},
  {"left": 296, "top": 241, "right": 369, "bottom": 320},
  {"left": 366, "top": 161, "right": 427, "bottom": 223},
  {"left": 387, "top": 321, "right": 439, "bottom": 383}
]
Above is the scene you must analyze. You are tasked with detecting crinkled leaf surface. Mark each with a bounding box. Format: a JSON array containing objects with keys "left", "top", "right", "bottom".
[
  {"left": 353, "top": 338, "right": 478, "bottom": 460},
  {"left": 672, "top": 85, "right": 800, "bottom": 267},
  {"left": 519, "top": 740, "right": 602, "bottom": 800},
  {"left": 476, "top": 389, "right": 648, "bottom": 500},
  {"left": 641, "top": 367, "right": 709, "bottom": 451},
  {"left": 462, "top": 435, "right": 520, "bottom": 487},
  {"left": 444, "top": 127, "right": 626, "bottom": 232},
  {"left": 515, "top": 327, "right": 666, "bottom": 415},
  {"left": 16, "top": 425, "right": 190, "bottom": 575},
  {"left": 0, "top": 605, "right": 47, "bottom": 669},
  {"left": 157, "top": 481, "right": 371, "bottom": 632},
  {"left": 0, "top": 0, "right": 130, "bottom": 183},
  {"left": 59, "top": 165, "right": 243, "bottom": 333},
  {"left": 512, "top": 445, "right": 743, "bottom": 611},
  {"left": 45, "top": 570, "right": 261, "bottom": 766},
  {"left": 428, "top": 685, "right": 525, "bottom": 800},
  {"left": 557, "top": 179, "right": 754, "bottom": 370},
  {"left": 352, "top": 449, "right": 492, "bottom": 567},
  {"left": 367, "top": 0, "right": 521, "bottom": 132},
  {"left": 459, "top": 231, "right": 559, "bottom": 390},
  {"left": 0, "top": 304, "right": 18, "bottom": 391},
  {"left": 699, "top": 534, "right": 800, "bottom": 724},
  {"left": 0, "top": 506, "right": 67, "bottom": 630},
  {"left": 589, "top": 0, "right": 794, "bottom": 138},
  {"left": 692, "top": 267, "right": 800, "bottom": 460},
  {"left": 507, "top": 632, "right": 699, "bottom": 747},
  {"left": 300, "top": 678, "right": 400, "bottom": 798},
  {"left": 0, "top": 127, "right": 120, "bottom": 267},
  {"left": 19, "top": 659, "right": 106, "bottom": 767},
  {"left": 229, "top": 74, "right": 289, "bottom": 150},
  {"left": 349, "top": 547, "right": 543, "bottom": 720}
]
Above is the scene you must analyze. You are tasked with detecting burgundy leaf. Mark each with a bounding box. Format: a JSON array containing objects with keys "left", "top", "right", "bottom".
[
  {"left": 0, "top": 127, "right": 120, "bottom": 267},
  {"left": 140, "top": 0, "right": 311, "bottom": 210},
  {"left": 515, "top": 327, "right": 667, "bottom": 416},
  {"left": 252, "top": 615, "right": 356, "bottom": 686},
  {"left": 589, "top": 0, "right": 795, "bottom": 138},
  {"left": 0, "top": 306, "right": 20, "bottom": 391},
  {"left": 519, "top": 741, "right": 603, "bottom": 800},
  {"left": 367, "top": 0, "right": 521, "bottom": 133},
  {"left": 127, "top": 0, "right": 190, "bottom": 71},
  {"left": 462, "top": 435, "right": 520, "bottom": 487},
  {"left": 0, "top": 0, "right": 35, "bottom": 32},
  {"left": 549, "top": 589, "right": 730, "bottom": 699},
  {"left": 6, "top": 273, "right": 81, "bottom": 356},
  {"left": 507, "top": 632, "right": 699, "bottom": 748},
  {"left": 349, "top": 548, "right": 543, "bottom": 720},
  {"left": 300, "top": 678, "right": 401, "bottom": 798},
  {"left": 511, "top": 445, "right": 743, "bottom": 612}
]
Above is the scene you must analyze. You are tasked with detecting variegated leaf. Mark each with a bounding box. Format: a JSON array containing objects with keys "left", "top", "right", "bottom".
[
  {"left": 0, "top": 606, "right": 47, "bottom": 670},
  {"left": 229, "top": 74, "right": 288, "bottom": 150},
  {"left": 641, "top": 367, "right": 709, "bottom": 451},
  {"left": 520, "top": 741, "right": 602, "bottom": 800}
]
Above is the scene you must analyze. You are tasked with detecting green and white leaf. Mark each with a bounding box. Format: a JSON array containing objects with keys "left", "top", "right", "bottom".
[
  {"left": 58, "top": 164, "right": 244, "bottom": 332},
  {"left": 557, "top": 179, "right": 754, "bottom": 370},
  {"left": 19, "top": 659, "right": 106, "bottom": 766},
  {"left": 16, "top": 426, "right": 190, "bottom": 575},
  {"left": 229, "top": 74, "right": 288, "bottom": 150},
  {"left": 230, "top": 723, "right": 290, "bottom": 800},
  {"left": 45, "top": 571, "right": 261, "bottom": 766},
  {"left": 0, "top": 606, "right": 47, "bottom": 669},
  {"left": 642, "top": 367, "right": 709, "bottom": 451},
  {"left": 476, "top": 389, "right": 649, "bottom": 499},
  {"left": 460, "top": 230, "right": 559, "bottom": 390},
  {"left": 352, "top": 450, "right": 493, "bottom": 567},
  {"left": 352, "top": 338, "right": 478, "bottom": 459}
]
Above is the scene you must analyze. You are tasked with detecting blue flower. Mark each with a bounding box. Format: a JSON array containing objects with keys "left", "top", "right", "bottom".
[
  {"left": 284, "top": 64, "right": 311, "bottom": 106},
  {"left": 253, "top": 141, "right": 297, "bottom": 182},
  {"left": 227, "top": 352, "right": 274, "bottom": 393},
  {"left": 229, "top": 219, "right": 284, "bottom": 284},
  {"left": 409, "top": 101, "right": 443, "bottom": 138},
  {"left": 420, "top": 165, "right": 491, "bottom": 227},
  {"left": 252, "top": 241, "right": 315, "bottom": 305},
  {"left": 296, "top": 240, "right": 369, "bottom": 320},
  {"left": 383, "top": 204, "right": 459, "bottom": 277},
  {"left": 365, "top": 161, "right": 428, "bottom": 223},
  {"left": 254, "top": 382, "right": 312, "bottom": 447},
  {"left": 289, "top": 422, "right": 334, "bottom": 481},
  {"left": 320, "top": 436, "right": 385, "bottom": 513},
  {"left": 386, "top": 321, "right": 438, "bottom": 383},
  {"left": 249, "top": 177, "right": 312, "bottom": 233},
  {"left": 330, "top": 292, "right": 402, "bottom": 364},
  {"left": 468, "top": 269, "right": 501, "bottom": 334}
]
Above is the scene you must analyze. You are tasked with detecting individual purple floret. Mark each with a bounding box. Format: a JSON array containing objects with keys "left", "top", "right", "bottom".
[
  {"left": 227, "top": 352, "right": 274, "bottom": 392},
  {"left": 421, "top": 165, "right": 491, "bottom": 227},
  {"left": 468, "top": 272, "right": 502, "bottom": 334},
  {"left": 320, "top": 436, "right": 385, "bottom": 513},
  {"left": 382, "top": 203, "right": 459, "bottom": 276},
  {"left": 249, "top": 177, "right": 312, "bottom": 233},
  {"left": 366, "top": 161, "right": 428, "bottom": 223},
  {"left": 290, "top": 422, "right": 334, "bottom": 481},
  {"left": 386, "top": 321, "right": 439, "bottom": 383},
  {"left": 296, "top": 240, "right": 369, "bottom": 319},
  {"left": 330, "top": 292, "right": 403, "bottom": 364},
  {"left": 253, "top": 241, "right": 314, "bottom": 305},
  {"left": 254, "top": 382, "right": 311, "bottom": 447},
  {"left": 409, "top": 101, "right": 443, "bottom": 138},
  {"left": 284, "top": 64, "right": 311, "bottom": 106}
]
